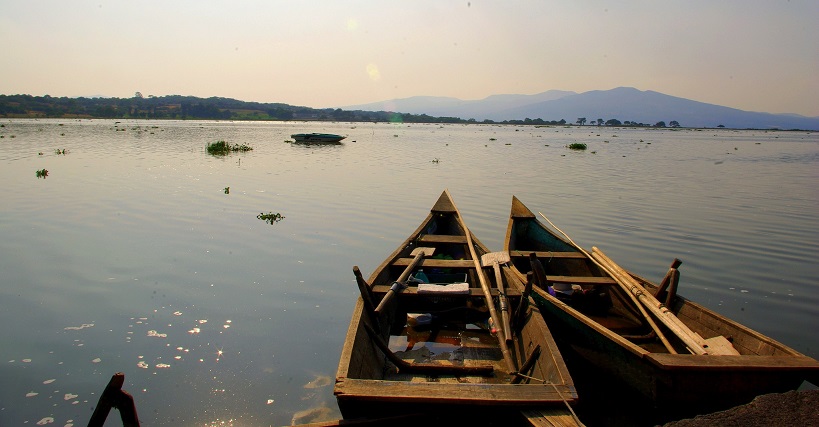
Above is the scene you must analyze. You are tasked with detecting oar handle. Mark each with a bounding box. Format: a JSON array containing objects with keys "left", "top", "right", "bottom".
[
  {"left": 492, "top": 260, "right": 513, "bottom": 344},
  {"left": 374, "top": 250, "right": 428, "bottom": 314}
]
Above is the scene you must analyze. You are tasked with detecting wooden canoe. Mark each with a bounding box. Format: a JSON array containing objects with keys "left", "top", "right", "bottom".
[
  {"left": 504, "top": 195, "right": 819, "bottom": 413},
  {"left": 335, "top": 190, "right": 577, "bottom": 421}
]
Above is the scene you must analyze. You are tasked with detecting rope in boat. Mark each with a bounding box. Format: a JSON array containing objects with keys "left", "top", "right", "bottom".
[{"left": 514, "top": 374, "right": 586, "bottom": 427}]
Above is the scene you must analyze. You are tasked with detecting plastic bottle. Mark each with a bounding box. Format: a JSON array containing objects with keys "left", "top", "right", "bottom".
[{"left": 414, "top": 269, "right": 429, "bottom": 283}]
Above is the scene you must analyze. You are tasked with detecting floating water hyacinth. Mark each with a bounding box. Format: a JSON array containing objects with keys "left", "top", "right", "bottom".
[
  {"left": 206, "top": 140, "right": 252, "bottom": 155},
  {"left": 257, "top": 212, "right": 285, "bottom": 224}
]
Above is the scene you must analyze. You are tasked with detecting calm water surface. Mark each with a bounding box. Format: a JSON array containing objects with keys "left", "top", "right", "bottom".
[{"left": 1, "top": 119, "right": 817, "bottom": 426}]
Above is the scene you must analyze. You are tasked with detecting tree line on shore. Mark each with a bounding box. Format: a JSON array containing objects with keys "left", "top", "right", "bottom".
[{"left": 0, "top": 94, "right": 680, "bottom": 128}]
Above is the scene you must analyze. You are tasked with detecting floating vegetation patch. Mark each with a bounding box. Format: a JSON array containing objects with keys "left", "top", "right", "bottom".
[
  {"left": 224, "top": 187, "right": 230, "bottom": 194},
  {"left": 54, "top": 149, "right": 67, "bottom": 155},
  {"left": 567, "top": 143, "right": 588, "bottom": 151},
  {"left": 36, "top": 169, "right": 49, "bottom": 178},
  {"left": 206, "top": 140, "right": 253, "bottom": 155},
  {"left": 257, "top": 212, "right": 285, "bottom": 224}
]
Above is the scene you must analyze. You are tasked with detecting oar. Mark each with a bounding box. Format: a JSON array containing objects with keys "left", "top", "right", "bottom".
[
  {"left": 447, "top": 191, "right": 516, "bottom": 374},
  {"left": 374, "top": 247, "right": 436, "bottom": 314},
  {"left": 481, "top": 251, "right": 512, "bottom": 344},
  {"left": 537, "top": 212, "right": 679, "bottom": 355},
  {"left": 591, "top": 247, "right": 711, "bottom": 355}
]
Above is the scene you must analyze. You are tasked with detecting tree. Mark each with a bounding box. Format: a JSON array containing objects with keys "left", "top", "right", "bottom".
[
  {"left": 576, "top": 117, "right": 587, "bottom": 126},
  {"left": 669, "top": 120, "right": 680, "bottom": 128},
  {"left": 605, "top": 119, "right": 622, "bottom": 126},
  {"left": 597, "top": 118, "right": 604, "bottom": 126},
  {"left": 654, "top": 121, "right": 666, "bottom": 128}
]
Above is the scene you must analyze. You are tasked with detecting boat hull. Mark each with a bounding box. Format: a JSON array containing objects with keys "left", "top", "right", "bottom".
[
  {"left": 504, "top": 196, "right": 819, "bottom": 414},
  {"left": 290, "top": 133, "right": 345, "bottom": 144},
  {"left": 335, "top": 191, "right": 577, "bottom": 420}
]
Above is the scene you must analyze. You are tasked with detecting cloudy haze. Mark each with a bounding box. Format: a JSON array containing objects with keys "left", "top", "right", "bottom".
[{"left": 1, "top": 1, "right": 817, "bottom": 116}]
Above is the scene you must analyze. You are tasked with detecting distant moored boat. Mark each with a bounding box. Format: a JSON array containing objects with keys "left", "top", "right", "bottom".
[{"left": 290, "top": 133, "right": 346, "bottom": 144}]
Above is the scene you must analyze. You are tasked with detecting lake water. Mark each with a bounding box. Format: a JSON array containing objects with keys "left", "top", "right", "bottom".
[{"left": 1, "top": 119, "right": 817, "bottom": 426}]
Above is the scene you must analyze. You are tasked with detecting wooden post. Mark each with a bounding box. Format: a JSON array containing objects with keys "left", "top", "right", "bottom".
[
  {"left": 664, "top": 268, "right": 681, "bottom": 308},
  {"left": 512, "top": 272, "right": 534, "bottom": 331},
  {"left": 88, "top": 373, "right": 140, "bottom": 427},
  {"left": 654, "top": 258, "right": 683, "bottom": 299},
  {"left": 528, "top": 253, "right": 548, "bottom": 288},
  {"left": 353, "top": 266, "right": 378, "bottom": 325}
]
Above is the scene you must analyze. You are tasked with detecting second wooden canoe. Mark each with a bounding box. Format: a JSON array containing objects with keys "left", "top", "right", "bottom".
[{"left": 504, "top": 195, "right": 819, "bottom": 413}]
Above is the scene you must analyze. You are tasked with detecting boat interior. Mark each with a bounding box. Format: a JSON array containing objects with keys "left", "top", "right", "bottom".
[
  {"left": 508, "top": 216, "right": 806, "bottom": 357},
  {"left": 346, "top": 210, "right": 565, "bottom": 386}
]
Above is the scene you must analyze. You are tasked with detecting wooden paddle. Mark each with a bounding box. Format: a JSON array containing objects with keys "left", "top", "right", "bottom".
[
  {"left": 374, "top": 247, "right": 435, "bottom": 314},
  {"left": 446, "top": 190, "right": 516, "bottom": 374},
  {"left": 481, "top": 251, "right": 513, "bottom": 344}
]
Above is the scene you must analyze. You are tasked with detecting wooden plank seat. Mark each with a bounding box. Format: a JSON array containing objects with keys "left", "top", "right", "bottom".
[
  {"left": 509, "top": 250, "right": 587, "bottom": 259},
  {"left": 371, "top": 284, "right": 522, "bottom": 297},
  {"left": 391, "top": 258, "right": 474, "bottom": 268},
  {"left": 417, "top": 234, "right": 468, "bottom": 244},
  {"left": 546, "top": 275, "right": 617, "bottom": 285}
]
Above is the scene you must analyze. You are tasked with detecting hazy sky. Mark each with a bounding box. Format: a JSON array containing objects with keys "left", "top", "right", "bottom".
[{"left": 2, "top": 1, "right": 817, "bottom": 116}]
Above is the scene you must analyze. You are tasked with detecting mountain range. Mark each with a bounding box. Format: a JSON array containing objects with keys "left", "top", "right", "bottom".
[{"left": 341, "top": 87, "right": 819, "bottom": 130}]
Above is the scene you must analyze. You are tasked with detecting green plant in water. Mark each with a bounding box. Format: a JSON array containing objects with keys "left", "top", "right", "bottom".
[
  {"left": 55, "top": 149, "right": 67, "bottom": 155},
  {"left": 36, "top": 169, "right": 49, "bottom": 178},
  {"left": 257, "top": 212, "right": 285, "bottom": 225},
  {"left": 567, "top": 143, "right": 588, "bottom": 150},
  {"left": 207, "top": 140, "right": 253, "bottom": 155},
  {"left": 224, "top": 187, "right": 230, "bottom": 194}
]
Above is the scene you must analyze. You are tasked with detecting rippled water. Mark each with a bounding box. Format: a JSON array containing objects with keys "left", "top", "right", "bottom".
[{"left": 1, "top": 119, "right": 817, "bottom": 426}]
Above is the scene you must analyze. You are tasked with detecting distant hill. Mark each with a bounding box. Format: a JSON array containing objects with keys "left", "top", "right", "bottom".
[
  {"left": 343, "top": 90, "right": 576, "bottom": 120},
  {"left": 3, "top": 90, "right": 817, "bottom": 130},
  {"left": 342, "top": 87, "right": 819, "bottom": 130}
]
